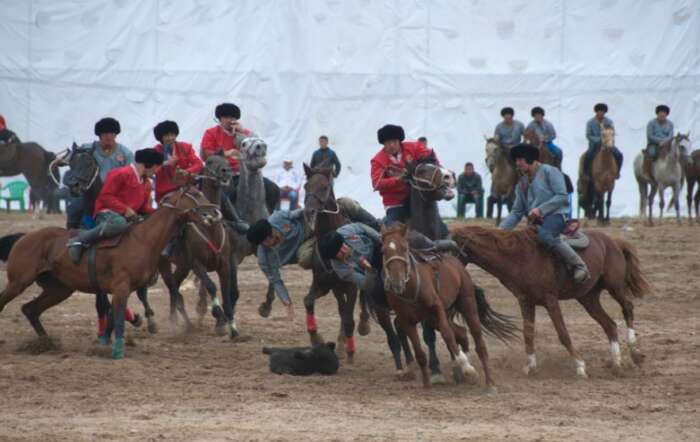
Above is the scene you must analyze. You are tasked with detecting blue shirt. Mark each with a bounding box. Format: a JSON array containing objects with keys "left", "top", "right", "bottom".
[
  {"left": 256, "top": 209, "right": 305, "bottom": 304},
  {"left": 80, "top": 142, "right": 134, "bottom": 182},
  {"left": 526, "top": 119, "right": 557, "bottom": 143},
  {"left": 586, "top": 117, "right": 614, "bottom": 149},
  {"left": 500, "top": 164, "right": 569, "bottom": 230},
  {"left": 494, "top": 121, "right": 525, "bottom": 147},
  {"left": 646, "top": 118, "right": 674, "bottom": 146},
  {"left": 330, "top": 223, "right": 381, "bottom": 287}
]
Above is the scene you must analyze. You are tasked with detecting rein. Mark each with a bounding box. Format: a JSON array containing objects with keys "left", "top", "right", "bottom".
[
  {"left": 306, "top": 189, "right": 340, "bottom": 214},
  {"left": 384, "top": 251, "right": 421, "bottom": 304},
  {"left": 187, "top": 221, "right": 227, "bottom": 254}
]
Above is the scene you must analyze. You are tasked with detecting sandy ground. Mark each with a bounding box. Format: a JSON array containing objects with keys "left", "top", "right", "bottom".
[{"left": 0, "top": 213, "right": 698, "bottom": 441}]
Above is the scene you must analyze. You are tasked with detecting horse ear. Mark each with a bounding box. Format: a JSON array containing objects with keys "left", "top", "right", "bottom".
[
  {"left": 71, "top": 141, "right": 78, "bottom": 151},
  {"left": 303, "top": 162, "right": 313, "bottom": 178}
]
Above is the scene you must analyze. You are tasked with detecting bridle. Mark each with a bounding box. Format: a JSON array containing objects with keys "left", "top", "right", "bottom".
[
  {"left": 409, "top": 164, "right": 442, "bottom": 192},
  {"left": 49, "top": 148, "right": 100, "bottom": 191},
  {"left": 305, "top": 179, "right": 340, "bottom": 215},
  {"left": 161, "top": 187, "right": 223, "bottom": 220},
  {"left": 382, "top": 242, "right": 421, "bottom": 304}
]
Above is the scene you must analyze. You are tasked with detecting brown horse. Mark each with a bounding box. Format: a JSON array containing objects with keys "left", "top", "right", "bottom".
[
  {"left": 685, "top": 149, "right": 700, "bottom": 223},
  {"left": 450, "top": 224, "right": 650, "bottom": 377},
  {"left": 381, "top": 222, "right": 515, "bottom": 390},
  {"left": 579, "top": 124, "right": 618, "bottom": 224},
  {"left": 523, "top": 128, "right": 557, "bottom": 168},
  {"left": 0, "top": 187, "right": 215, "bottom": 359},
  {"left": 484, "top": 136, "right": 517, "bottom": 225}
]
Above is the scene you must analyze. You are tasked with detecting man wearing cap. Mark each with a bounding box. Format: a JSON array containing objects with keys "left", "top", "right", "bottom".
[
  {"left": 245, "top": 210, "right": 305, "bottom": 321},
  {"left": 526, "top": 107, "right": 562, "bottom": 167},
  {"left": 494, "top": 107, "right": 525, "bottom": 148},
  {"left": 370, "top": 124, "right": 440, "bottom": 225},
  {"left": 66, "top": 117, "right": 134, "bottom": 229},
  {"left": 584, "top": 103, "right": 622, "bottom": 178},
  {"left": 643, "top": 105, "right": 675, "bottom": 180},
  {"left": 275, "top": 159, "right": 302, "bottom": 209},
  {"left": 67, "top": 148, "right": 163, "bottom": 263},
  {"left": 0, "top": 114, "right": 21, "bottom": 145},
  {"left": 500, "top": 143, "right": 589, "bottom": 283},
  {"left": 152, "top": 120, "right": 203, "bottom": 202}
]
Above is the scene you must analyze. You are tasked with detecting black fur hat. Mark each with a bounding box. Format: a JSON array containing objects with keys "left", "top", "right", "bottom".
[
  {"left": 318, "top": 231, "right": 344, "bottom": 260},
  {"left": 655, "top": 104, "right": 670, "bottom": 115},
  {"left": 246, "top": 219, "right": 273, "bottom": 246},
  {"left": 215, "top": 103, "right": 241, "bottom": 119},
  {"left": 94, "top": 117, "right": 121, "bottom": 136},
  {"left": 377, "top": 124, "right": 405, "bottom": 144},
  {"left": 530, "top": 106, "right": 545, "bottom": 117},
  {"left": 510, "top": 143, "right": 540, "bottom": 164},
  {"left": 153, "top": 120, "right": 179, "bottom": 142},
  {"left": 134, "top": 148, "right": 164, "bottom": 167}
]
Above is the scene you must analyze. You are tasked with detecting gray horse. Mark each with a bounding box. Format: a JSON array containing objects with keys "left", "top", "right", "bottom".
[{"left": 634, "top": 133, "right": 690, "bottom": 225}]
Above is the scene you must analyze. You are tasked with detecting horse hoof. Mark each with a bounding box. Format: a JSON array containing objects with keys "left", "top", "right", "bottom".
[
  {"left": 611, "top": 363, "right": 624, "bottom": 377},
  {"left": 485, "top": 386, "right": 498, "bottom": 396},
  {"left": 309, "top": 332, "right": 324, "bottom": 346},
  {"left": 130, "top": 314, "right": 143, "bottom": 328},
  {"left": 522, "top": 365, "right": 537, "bottom": 376},
  {"left": 258, "top": 303, "right": 272, "bottom": 318},
  {"left": 630, "top": 347, "right": 646, "bottom": 366},
  {"left": 452, "top": 366, "right": 466, "bottom": 385},
  {"left": 147, "top": 319, "right": 158, "bottom": 334},
  {"left": 462, "top": 367, "right": 480, "bottom": 385},
  {"left": 345, "top": 352, "right": 355, "bottom": 365},
  {"left": 111, "top": 338, "right": 125, "bottom": 360},
  {"left": 396, "top": 369, "right": 416, "bottom": 382},
  {"left": 430, "top": 373, "right": 448, "bottom": 385},
  {"left": 358, "top": 318, "right": 371, "bottom": 336},
  {"left": 215, "top": 324, "right": 227, "bottom": 336},
  {"left": 211, "top": 305, "right": 224, "bottom": 321}
]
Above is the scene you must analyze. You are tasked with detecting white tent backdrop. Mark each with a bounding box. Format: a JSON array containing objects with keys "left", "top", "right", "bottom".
[{"left": 2, "top": 0, "right": 699, "bottom": 216}]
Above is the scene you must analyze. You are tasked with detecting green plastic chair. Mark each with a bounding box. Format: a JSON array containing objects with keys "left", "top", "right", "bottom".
[{"left": 1, "top": 181, "right": 29, "bottom": 212}]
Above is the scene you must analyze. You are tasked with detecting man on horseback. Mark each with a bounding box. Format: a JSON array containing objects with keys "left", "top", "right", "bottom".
[
  {"left": 643, "top": 104, "right": 674, "bottom": 182},
  {"left": 494, "top": 107, "right": 525, "bottom": 148},
  {"left": 67, "top": 148, "right": 163, "bottom": 263},
  {"left": 526, "top": 107, "right": 562, "bottom": 166},
  {"left": 153, "top": 120, "right": 203, "bottom": 202},
  {"left": 500, "top": 144, "right": 590, "bottom": 283},
  {"left": 0, "top": 114, "right": 21, "bottom": 145},
  {"left": 584, "top": 103, "right": 623, "bottom": 179}
]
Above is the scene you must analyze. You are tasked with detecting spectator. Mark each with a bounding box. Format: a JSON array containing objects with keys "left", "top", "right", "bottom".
[
  {"left": 275, "top": 159, "right": 302, "bottom": 210},
  {"left": 457, "top": 162, "right": 484, "bottom": 218},
  {"left": 310, "top": 135, "right": 341, "bottom": 178}
]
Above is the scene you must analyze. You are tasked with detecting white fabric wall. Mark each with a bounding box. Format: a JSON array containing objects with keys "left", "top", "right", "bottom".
[{"left": 2, "top": 0, "right": 699, "bottom": 216}]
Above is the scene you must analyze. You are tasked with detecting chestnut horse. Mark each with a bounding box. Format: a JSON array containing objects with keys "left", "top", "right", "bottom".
[
  {"left": 685, "top": 149, "right": 700, "bottom": 223},
  {"left": 381, "top": 222, "right": 517, "bottom": 390},
  {"left": 0, "top": 187, "right": 215, "bottom": 359},
  {"left": 451, "top": 225, "right": 651, "bottom": 377},
  {"left": 523, "top": 128, "right": 557, "bottom": 168}
]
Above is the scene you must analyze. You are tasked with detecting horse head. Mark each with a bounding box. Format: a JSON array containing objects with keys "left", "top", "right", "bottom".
[
  {"left": 407, "top": 152, "right": 455, "bottom": 202},
  {"left": 302, "top": 163, "right": 337, "bottom": 230},
  {"left": 56, "top": 143, "right": 99, "bottom": 196},
  {"left": 484, "top": 137, "right": 503, "bottom": 172},
  {"left": 161, "top": 186, "right": 222, "bottom": 226},
  {"left": 673, "top": 132, "right": 691, "bottom": 158},
  {"left": 203, "top": 154, "right": 233, "bottom": 187},
  {"left": 601, "top": 124, "right": 615, "bottom": 150},
  {"left": 239, "top": 136, "right": 268, "bottom": 172},
  {"left": 380, "top": 222, "right": 411, "bottom": 294}
]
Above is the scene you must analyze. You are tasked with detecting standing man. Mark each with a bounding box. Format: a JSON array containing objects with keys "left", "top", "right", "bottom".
[
  {"left": 310, "top": 135, "right": 341, "bottom": 178},
  {"left": 275, "top": 159, "right": 302, "bottom": 210},
  {"left": 584, "top": 103, "right": 623, "bottom": 179},
  {"left": 494, "top": 107, "right": 525, "bottom": 148},
  {"left": 644, "top": 104, "right": 674, "bottom": 181},
  {"left": 500, "top": 144, "right": 589, "bottom": 283},
  {"left": 152, "top": 120, "right": 203, "bottom": 202},
  {"left": 456, "top": 162, "right": 484, "bottom": 218},
  {"left": 527, "top": 107, "right": 562, "bottom": 166}
]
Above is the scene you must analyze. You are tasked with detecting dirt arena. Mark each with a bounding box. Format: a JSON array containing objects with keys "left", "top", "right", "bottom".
[{"left": 0, "top": 214, "right": 698, "bottom": 441}]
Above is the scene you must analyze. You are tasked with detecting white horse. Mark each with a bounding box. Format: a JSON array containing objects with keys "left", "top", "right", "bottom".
[{"left": 634, "top": 133, "right": 691, "bottom": 225}]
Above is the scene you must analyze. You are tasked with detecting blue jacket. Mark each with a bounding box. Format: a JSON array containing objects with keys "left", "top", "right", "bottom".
[
  {"left": 330, "top": 223, "right": 381, "bottom": 287},
  {"left": 586, "top": 117, "right": 614, "bottom": 149},
  {"left": 80, "top": 142, "right": 134, "bottom": 182},
  {"left": 646, "top": 119, "right": 674, "bottom": 146},
  {"left": 494, "top": 121, "right": 525, "bottom": 147},
  {"left": 526, "top": 119, "right": 557, "bottom": 143}
]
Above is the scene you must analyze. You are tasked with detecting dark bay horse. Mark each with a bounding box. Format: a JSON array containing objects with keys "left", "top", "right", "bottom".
[
  {"left": 685, "top": 149, "right": 700, "bottom": 223},
  {"left": 451, "top": 224, "right": 651, "bottom": 377},
  {"left": 0, "top": 187, "right": 215, "bottom": 359},
  {"left": 381, "top": 223, "right": 516, "bottom": 390},
  {"left": 0, "top": 141, "right": 57, "bottom": 217},
  {"left": 523, "top": 128, "right": 558, "bottom": 168},
  {"left": 485, "top": 137, "right": 516, "bottom": 225}
]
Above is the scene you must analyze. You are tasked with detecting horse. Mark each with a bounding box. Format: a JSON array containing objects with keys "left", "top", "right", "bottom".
[
  {"left": 49, "top": 143, "right": 158, "bottom": 332},
  {"left": 523, "top": 127, "right": 557, "bottom": 168},
  {"left": 685, "top": 149, "right": 700, "bottom": 224},
  {"left": 381, "top": 222, "right": 517, "bottom": 390},
  {"left": 634, "top": 133, "right": 689, "bottom": 225},
  {"left": 484, "top": 137, "right": 516, "bottom": 225},
  {"left": 580, "top": 124, "right": 618, "bottom": 224},
  {"left": 450, "top": 224, "right": 651, "bottom": 377},
  {"left": 0, "top": 141, "right": 57, "bottom": 218},
  {"left": 0, "top": 187, "right": 216, "bottom": 359},
  {"left": 157, "top": 155, "right": 239, "bottom": 338},
  {"left": 301, "top": 164, "right": 369, "bottom": 362}
]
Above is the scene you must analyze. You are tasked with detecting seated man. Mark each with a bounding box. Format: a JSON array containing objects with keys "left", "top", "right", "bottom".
[
  {"left": 644, "top": 104, "right": 674, "bottom": 181},
  {"left": 246, "top": 210, "right": 305, "bottom": 321},
  {"left": 0, "top": 114, "right": 21, "bottom": 145},
  {"left": 500, "top": 144, "right": 589, "bottom": 283},
  {"left": 526, "top": 107, "right": 562, "bottom": 166},
  {"left": 456, "top": 162, "right": 484, "bottom": 218},
  {"left": 152, "top": 120, "right": 203, "bottom": 202},
  {"left": 67, "top": 148, "right": 163, "bottom": 263},
  {"left": 494, "top": 107, "right": 525, "bottom": 148},
  {"left": 275, "top": 159, "right": 302, "bottom": 210},
  {"left": 584, "top": 103, "right": 623, "bottom": 178}
]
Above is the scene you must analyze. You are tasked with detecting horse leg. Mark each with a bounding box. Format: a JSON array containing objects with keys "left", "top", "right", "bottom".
[
  {"left": 399, "top": 319, "right": 431, "bottom": 388},
  {"left": 135, "top": 286, "right": 157, "bottom": 334},
  {"left": 647, "top": 185, "right": 657, "bottom": 226},
  {"left": 375, "top": 308, "right": 412, "bottom": 379},
  {"left": 195, "top": 267, "right": 224, "bottom": 335},
  {"left": 333, "top": 288, "right": 357, "bottom": 363},
  {"left": 638, "top": 181, "right": 647, "bottom": 220},
  {"left": 258, "top": 283, "right": 275, "bottom": 318},
  {"left": 222, "top": 256, "right": 240, "bottom": 339},
  {"left": 605, "top": 191, "right": 613, "bottom": 225},
  {"left": 395, "top": 316, "right": 415, "bottom": 368},
  {"left": 455, "top": 281, "right": 495, "bottom": 390},
  {"left": 595, "top": 192, "right": 604, "bottom": 225},
  {"left": 303, "top": 283, "right": 325, "bottom": 345},
  {"left": 95, "top": 293, "right": 111, "bottom": 343},
  {"left": 517, "top": 299, "right": 538, "bottom": 375},
  {"left": 428, "top": 300, "right": 473, "bottom": 387},
  {"left": 686, "top": 179, "right": 694, "bottom": 222},
  {"left": 0, "top": 277, "right": 35, "bottom": 315},
  {"left": 608, "top": 288, "right": 644, "bottom": 366},
  {"left": 357, "top": 290, "right": 371, "bottom": 336},
  {"left": 20, "top": 285, "right": 74, "bottom": 338},
  {"left": 422, "top": 323, "right": 446, "bottom": 384},
  {"left": 695, "top": 187, "right": 700, "bottom": 224},
  {"left": 658, "top": 187, "right": 665, "bottom": 222},
  {"left": 158, "top": 256, "right": 179, "bottom": 324},
  {"left": 110, "top": 289, "right": 129, "bottom": 360},
  {"left": 495, "top": 200, "right": 502, "bottom": 226},
  {"left": 674, "top": 184, "right": 681, "bottom": 225},
  {"left": 543, "top": 296, "right": 587, "bottom": 378},
  {"left": 577, "top": 291, "right": 622, "bottom": 374},
  {"left": 170, "top": 262, "right": 193, "bottom": 329}
]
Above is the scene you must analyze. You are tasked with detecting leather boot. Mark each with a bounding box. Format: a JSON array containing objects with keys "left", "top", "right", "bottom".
[
  {"left": 434, "top": 239, "right": 460, "bottom": 255},
  {"left": 67, "top": 227, "right": 104, "bottom": 264},
  {"left": 552, "top": 242, "right": 590, "bottom": 283}
]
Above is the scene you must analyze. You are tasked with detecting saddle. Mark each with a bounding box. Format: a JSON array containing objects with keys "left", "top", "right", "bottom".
[
  {"left": 68, "top": 229, "right": 123, "bottom": 249},
  {"left": 559, "top": 219, "right": 589, "bottom": 250}
]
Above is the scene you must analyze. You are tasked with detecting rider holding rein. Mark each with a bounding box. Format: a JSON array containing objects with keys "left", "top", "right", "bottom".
[{"left": 153, "top": 120, "right": 203, "bottom": 203}]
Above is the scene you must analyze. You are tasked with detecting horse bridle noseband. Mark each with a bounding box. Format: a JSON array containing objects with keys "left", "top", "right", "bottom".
[
  {"left": 383, "top": 248, "right": 421, "bottom": 304},
  {"left": 409, "top": 165, "right": 441, "bottom": 192},
  {"left": 306, "top": 187, "right": 340, "bottom": 214}
]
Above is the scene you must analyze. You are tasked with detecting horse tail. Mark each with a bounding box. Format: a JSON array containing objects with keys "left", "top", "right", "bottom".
[
  {"left": 451, "top": 285, "right": 520, "bottom": 344},
  {"left": 0, "top": 233, "right": 25, "bottom": 262},
  {"left": 615, "top": 238, "right": 651, "bottom": 298}
]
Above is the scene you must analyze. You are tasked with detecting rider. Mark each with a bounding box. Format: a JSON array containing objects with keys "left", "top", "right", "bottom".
[
  {"left": 245, "top": 210, "right": 305, "bottom": 321},
  {"left": 0, "top": 114, "right": 21, "bottom": 144},
  {"left": 494, "top": 107, "right": 525, "bottom": 148},
  {"left": 643, "top": 105, "right": 674, "bottom": 182},
  {"left": 66, "top": 117, "right": 134, "bottom": 229},
  {"left": 370, "top": 124, "right": 443, "bottom": 226},
  {"left": 526, "top": 107, "right": 562, "bottom": 167},
  {"left": 584, "top": 103, "right": 623, "bottom": 178},
  {"left": 500, "top": 143, "right": 590, "bottom": 283},
  {"left": 152, "top": 120, "right": 203, "bottom": 202}
]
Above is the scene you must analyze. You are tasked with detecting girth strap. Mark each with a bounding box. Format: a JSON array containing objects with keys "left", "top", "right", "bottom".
[{"left": 87, "top": 245, "right": 103, "bottom": 294}]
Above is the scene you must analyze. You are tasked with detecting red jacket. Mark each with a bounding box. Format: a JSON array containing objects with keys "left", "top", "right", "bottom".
[
  {"left": 370, "top": 141, "right": 436, "bottom": 208},
  {"left": 200, "top": 125, "right": 252, "bottom": 173},
  {"left": 154, "top": 141, "right": 203, "bottom": 201},
  {"left": 94, "top": 165, "right": 155, "bottom": 216}
]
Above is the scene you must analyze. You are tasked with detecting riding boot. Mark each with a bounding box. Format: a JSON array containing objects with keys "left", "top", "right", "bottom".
[
  {"left": 642, "top": 151, "right": 656, "bottom": 185},
  {"left": 67, "top": 227, "right": 104, "bottom": 264},
  {"left": 337, "top": 197, "right": 382, "bottom": 232},
  {"left": 551, "top": 241, "right": 590, "bottom": 284},
  {"left": 434, "top": 239, "right": 460, "bottom": 255},
  {"left": 221, "top": 195, "right": 249, "bottom": 234}
]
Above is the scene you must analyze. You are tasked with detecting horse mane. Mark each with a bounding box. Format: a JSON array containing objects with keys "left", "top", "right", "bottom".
[{"left": 452, "top": 225, "right": 538, "bottom": 255}]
